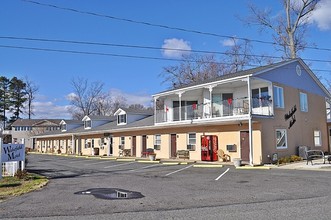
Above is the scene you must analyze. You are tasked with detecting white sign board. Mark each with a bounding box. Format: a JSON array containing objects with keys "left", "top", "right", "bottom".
[{"left": 1, "top": 144, "right": 25, "bottom": 163}]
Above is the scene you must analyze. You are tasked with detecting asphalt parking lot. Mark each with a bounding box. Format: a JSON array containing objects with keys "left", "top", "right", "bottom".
[{"left": 2, "top": 154, "right": 331, "bottom": 220}]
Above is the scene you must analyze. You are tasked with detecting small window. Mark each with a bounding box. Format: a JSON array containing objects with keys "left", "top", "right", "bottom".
[
  {"left": 273, "top": 86, "right": 284, "bottom": 108},
  {"left": 314, "top": 130, "right": 322, "bottom": 147},
  {"left": 119, "top": 137, "right": 125, "bottom": 149},
  {"left": 187, "top": 133, "right": 196, "bottom": 150},
  {"left": 84, "top": 120, "right": 92, "bottom": 129},
  {"left": 60, "top": 124, "right": 67, "bottom": 131},
  {"left": 154, "top": 135, "right": 161, "bottom": 150},
  {"left": 276, "top": 129, "right": 287, "bottom": 149},
  {"left": 300, "top": 92, "right": 308, "bottom": 112},
  {"left": 118, "top": 114, "right": 127, "bottom": 124}
]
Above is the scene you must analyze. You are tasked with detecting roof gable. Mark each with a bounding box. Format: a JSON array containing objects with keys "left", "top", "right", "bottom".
[{"left": 256, "top": 59, "right": 331, "bottom": 98}]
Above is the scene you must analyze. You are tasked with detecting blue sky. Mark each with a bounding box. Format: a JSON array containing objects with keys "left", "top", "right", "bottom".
[{"left": 1, "top": 0, "right": 331, "bottom": 119}]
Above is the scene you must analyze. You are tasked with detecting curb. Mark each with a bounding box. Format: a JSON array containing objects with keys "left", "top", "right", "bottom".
[
  {"left": 193, "top": 164, "right": 223, "bottom": 168},
  {"left": 117, "top": 158, "right": 136, "bottom": 162},
  {"left": 162, "top": 162, "right": 180, "bottom": 165},
  {"left": 100, "top": 157, "right": 117, "bottom": 160},
  {"left": 235, "top": 166, "right": 271, "bottom": 170},
  {"left": 137, "top": 160, "right": 160, "bottom": 164}
]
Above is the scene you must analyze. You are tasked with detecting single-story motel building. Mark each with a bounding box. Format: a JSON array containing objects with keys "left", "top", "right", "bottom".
[{"left": 31, "top": 59, "right": 331, "bottom": 165}]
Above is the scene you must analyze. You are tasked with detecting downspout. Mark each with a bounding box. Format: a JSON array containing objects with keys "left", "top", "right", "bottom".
[{"left": 247, "top": 76, "right": 253, "bottom": 166}]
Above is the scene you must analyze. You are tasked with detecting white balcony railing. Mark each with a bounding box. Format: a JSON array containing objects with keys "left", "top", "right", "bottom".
[{"left": 155, "top": 97, "right": 273, "bottom": 123}]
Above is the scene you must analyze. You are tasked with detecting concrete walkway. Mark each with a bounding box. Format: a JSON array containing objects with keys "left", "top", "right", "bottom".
[{"left": 273, "top": 159, "right": 331, "bottom": 171}]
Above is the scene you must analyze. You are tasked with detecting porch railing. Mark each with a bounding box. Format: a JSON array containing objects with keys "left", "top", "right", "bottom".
[{"left": 155, "top": 97, "right": 273, "bottom": 123}]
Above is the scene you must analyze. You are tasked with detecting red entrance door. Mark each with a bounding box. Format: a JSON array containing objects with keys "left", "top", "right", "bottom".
[
  {"left": 240, "top": 131, "right": 250, "bottom": 162},
  {"left": 171, "top": 134, "right": 177, "bottom": 158}
]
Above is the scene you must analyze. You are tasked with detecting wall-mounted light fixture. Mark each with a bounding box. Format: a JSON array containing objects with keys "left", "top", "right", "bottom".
[{"left": 238, "top": 122, "right": 243, "bottom": 127}]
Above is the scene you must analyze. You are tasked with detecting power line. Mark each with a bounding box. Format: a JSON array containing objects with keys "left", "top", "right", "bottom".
[
  {"left": 1, "top": 36, "right": 330, "bottom": 65},
  {"left": 21, "top": 0, "right": 331, "bottom": 52},
  {"left": 1, "top": 44, "right": 330, "bottom": 73}
]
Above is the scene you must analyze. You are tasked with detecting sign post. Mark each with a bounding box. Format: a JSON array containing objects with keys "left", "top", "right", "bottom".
[{"left": 0, "top": 138, "right": 2, "bottom": 180}]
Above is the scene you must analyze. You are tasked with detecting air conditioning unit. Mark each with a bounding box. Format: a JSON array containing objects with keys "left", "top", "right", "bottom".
[
  {"left": 226, "top": 144, "right": 236, "bottom": 152},
  {"left": 187, "top": 144, "right": 195, "bottom": 151}
]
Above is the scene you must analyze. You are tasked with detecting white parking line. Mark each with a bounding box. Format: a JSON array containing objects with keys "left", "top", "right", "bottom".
[
  {"left": 104, "top": 161, "right": 136, "bottom": 168},
  {"left": 84, "top": 160, "right": 112, "bottom": 166},
  {"left": 215, "top": 168, "right": 230, "bottom": 181},
  {"left": 128, "top": 164, "right": 160, "bottom": 172},
  {"left": 165, "top": 165, "right": 193, "bottom": 176}
]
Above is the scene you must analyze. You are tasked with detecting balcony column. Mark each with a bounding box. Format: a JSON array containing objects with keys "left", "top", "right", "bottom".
[
  {"left": 247, "top": 76, "right": 253, "bottom": 166},
  {"left": 209, "top": 86, "right": 214, "bottom": 118},
  {"left": 154, "top": 97, "right": 157, "bottom": 124},
  {"left": 179, "top": 93, "right": 182, "bottom": 121}
]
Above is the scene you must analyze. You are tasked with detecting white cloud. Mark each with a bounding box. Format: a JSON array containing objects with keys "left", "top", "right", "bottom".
[
  {"left": 309, "top": 0, "right": 331, "bottom": 30},
  {"left": 161, "top": 38, "right": 191, "bottom": 58},
  {"left": 29, "top": 101, "right": 71, "bottom": 119},
  {"left": 109, "top": 88, "right": 152, "bottom": 107},
  {"left": 66, "top": 92, "right": 77, "bottom": 101},
  {"left": 221, "top": 38, "right": 238, "bottom": 47}
]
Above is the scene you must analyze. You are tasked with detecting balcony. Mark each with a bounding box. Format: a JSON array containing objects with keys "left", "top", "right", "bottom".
[{"left": 155, "top": 97, "right": 273, "bottom": 124}]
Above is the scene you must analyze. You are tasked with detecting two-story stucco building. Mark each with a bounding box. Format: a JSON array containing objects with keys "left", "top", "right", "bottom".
[{"left": 33, "top": 59, "right": 331, "bottom": 165}]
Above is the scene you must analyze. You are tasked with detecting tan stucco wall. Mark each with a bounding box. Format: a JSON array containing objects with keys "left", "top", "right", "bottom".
[{"left": 258, "top": 84, "right": 328, "bottom": 163}]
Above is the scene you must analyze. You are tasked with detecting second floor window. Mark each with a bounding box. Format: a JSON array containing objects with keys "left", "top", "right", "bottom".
[
  {"left": 273, "top": 86, "right": 284, "bottom": 108},
  {"left": 118, "top": 114, "right": 127, "bottom": 124},
  {"left": 60, "top": 124, "right": 67, "bottom": 131},
  {"left": 252, "top": 87, "right": 269, "bottom": 108},
  {"left": 300, "top": 92, "right": 308, "bottom": 112},
  {"left": 84, "top": 120, "right": 92, "bottom": 129}
]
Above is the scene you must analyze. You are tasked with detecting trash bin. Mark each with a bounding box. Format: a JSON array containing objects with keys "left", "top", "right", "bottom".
[
  {"left": 233, "top": 158, "right": 242, "bottom": 167},
  {"left": 93, "top": 148, "right": 100, "bottom": 156}
]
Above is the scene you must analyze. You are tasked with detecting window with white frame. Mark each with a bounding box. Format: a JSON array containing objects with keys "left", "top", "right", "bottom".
[
  {"left": 154, "top": 134, "right": 161, "bottom": 150},
  {"left": 60, "top": 124, "right": 67, "bottom": 131},
  {"left": 300, "top": 92, "right": 308, "bottom": 112},
  {"left": 100, "top": 138, "right": 105, "bottom": 149},
  {"left": 273, "top": 86, "right": 284, "bottom": 108},
  {"left": 276, "top": 129, "right": 287, "bottom": 149},
  {"left": 117, "top": 114, "right": 127, "bottom": 124},
  {"left": 84, "top": 120, "right": 92, "bottom": 129},
  {"left": 314, "top": 130, "right": 322, "bottom": 146},
  {"left": 85, "top": 140, "right": 90, "bottom": 149},
  {"left": 187, "top": 133, "right": 196, "bottom": 150},
  {"left": 119, "top": 137, "right": 125, "bottom": 149},
  {"left": 252, "top": 87, "right": 269, "bottom": 108}
]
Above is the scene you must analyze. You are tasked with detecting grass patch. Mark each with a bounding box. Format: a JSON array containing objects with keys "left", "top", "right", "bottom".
[{"left": 0, "top": 173, "right": 48, "bottom": 202}]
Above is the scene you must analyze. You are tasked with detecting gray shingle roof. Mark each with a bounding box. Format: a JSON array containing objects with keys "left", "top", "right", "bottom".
[
  {"left": 11, "top": 119, "right": 62, "bottom": 126},
  {"left": 155, "top": 59, "right": 294, "bottom": 95}
]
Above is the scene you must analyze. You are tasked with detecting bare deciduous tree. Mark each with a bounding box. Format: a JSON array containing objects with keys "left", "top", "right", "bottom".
[
  {"left": 24, "top": 76, "right": 39, "bottom": 119},
  {"left": 245, "top": 0, "right": 319, "bottom": 59},
  {"left": 68, "top": 77, "right": 104, "bottom": 119},
  {"left": 160, "top": 54, "right": 223, "bottom": 88},
  {"left": 93, "top": 92, "right": 128, "bottom": 116}
]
